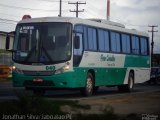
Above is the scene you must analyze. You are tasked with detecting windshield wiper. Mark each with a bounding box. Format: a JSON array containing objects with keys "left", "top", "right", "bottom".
[
  {"left": 24, "top": 46, "right": 36, "bottom": 62},
  {"left": 35, "top": 30, "right": 39, "bottom": 55},
  {"left": 42, "top": 47, "right": 54, "bottom": 63}
]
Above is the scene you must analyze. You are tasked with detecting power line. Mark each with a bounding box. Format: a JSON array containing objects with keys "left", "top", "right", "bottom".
[
  {"left": 0, "top": 18, "right": 18, "bottom": 23},
  {"left": 0, "top": 12, "right": 20, "bottom": 18},
  {"left": 0, "top": 3, "right": 68, "bottom": 12},
  {"left": 148, "top": 25, "right": 158, "bottom": 66},
  {"left": 35, "top": 0, "right": 68, "bottom": 3},
  {"left": 68, "top": 1, "right": 86, "bottom": 17},
  {"left": 35, "top": 0, "right": 86, "bottom": 3},
  {"left": 0, "top": 21, "right": 16, "bottom": 25}
]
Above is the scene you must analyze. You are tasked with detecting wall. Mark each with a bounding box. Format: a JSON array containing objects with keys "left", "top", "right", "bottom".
[{"left": 0, "top": 32, "right": 14, "bottom": 50}]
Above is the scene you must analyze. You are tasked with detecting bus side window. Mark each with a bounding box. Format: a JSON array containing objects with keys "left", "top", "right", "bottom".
[
  {"left": 83, "top": 26, "right": 88, "bottom": 50},
  {"left": 98, "top": 29, "right": 109, "bottom": 52},
  {"left": 111, "top": 32, "right": 121, "bottom": 53},
  {"left": 88, "top": 27, "right": 97, "bottom": 51},
  {"left": 131, "top": 36, "right": 139, "bottom": 54},
  {"left": 122, "top": 34, "right": 131, "bottom": 54},
  {"left": 140, "top": 37, "right": 148, "bottom": 55}
]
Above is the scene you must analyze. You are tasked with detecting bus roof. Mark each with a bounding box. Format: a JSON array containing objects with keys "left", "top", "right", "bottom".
[{"left": 19, "top": 17, "right": 149, "bottom": 37}]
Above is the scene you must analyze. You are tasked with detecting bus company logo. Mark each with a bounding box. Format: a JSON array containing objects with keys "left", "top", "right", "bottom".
[{"left": 100, "top": 54, "right": 115, "bottom": 62}]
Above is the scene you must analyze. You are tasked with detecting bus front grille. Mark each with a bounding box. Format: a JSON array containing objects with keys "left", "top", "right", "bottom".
[
  {"left": 23, "top": 70, "right": 55, "bottom": 76},
  {"left": 24, "top": 80, "right": 55, "bottom": 87}
]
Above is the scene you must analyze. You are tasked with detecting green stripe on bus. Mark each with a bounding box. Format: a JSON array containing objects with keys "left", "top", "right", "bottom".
[
  {"left": 73, "top": 67, "right": 127, "bottom": 86},
  {"left": 12, "top": 67, "right": 127, "bottom": 88},
  {"left": 124, "top": 55, "right": 150, "bottom": 68}
]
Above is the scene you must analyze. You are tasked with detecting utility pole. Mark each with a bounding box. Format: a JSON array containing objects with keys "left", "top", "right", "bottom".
[
  {"left": 148, "top": 25, "right": 158, "bottom": 66},
  {"left": 59, "top": 0, "right": 62, "bottom": 17},
  {"left": 68, "top": 1, "right": 86, "bottom": 17},
  {"left": 107, "top": 0, "right": 110, "bottom": 20}
]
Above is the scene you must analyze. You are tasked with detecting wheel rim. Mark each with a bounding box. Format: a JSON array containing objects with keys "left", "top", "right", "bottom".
[{"left": 86, "top": 77, "right": 93, "bottom": 94}]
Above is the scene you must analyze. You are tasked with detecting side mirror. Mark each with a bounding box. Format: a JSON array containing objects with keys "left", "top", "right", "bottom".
[
  {"left": 74, "top": 36, "right": 80, "bottom": 49},
  {"left": 5, "top": 34, "right": 10, "bottom": 50}
]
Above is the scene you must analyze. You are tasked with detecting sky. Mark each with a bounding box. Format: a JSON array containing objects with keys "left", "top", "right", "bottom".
[{"left": 0, "top": 0, "right": 160, "bottom": 53}]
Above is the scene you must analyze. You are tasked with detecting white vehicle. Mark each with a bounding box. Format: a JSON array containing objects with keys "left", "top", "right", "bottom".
[{"left": 6, "top": 16, "right": 150, "bottom": 96}]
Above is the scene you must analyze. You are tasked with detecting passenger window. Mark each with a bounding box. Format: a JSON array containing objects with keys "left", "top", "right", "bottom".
[
  {"left": 140, "top": 37, "right": 148, "bottom": 55},
  {"left": 83, "top": 26, "right": 88, "bottom": 50},
  {"left": 111, "top": 32, "right": 120, "bottom": 52},
  {"left": 131, "top": 36, "right": 139, "bottom": 54},
  {"left": 88, "top": 27, "right": 97, "bottom": 51},
  {"left": 98, "top": 29, "right": 109, "bottom": 52},
  {"left": 122, "top": 34, "right": 130, "bottom": 53}
]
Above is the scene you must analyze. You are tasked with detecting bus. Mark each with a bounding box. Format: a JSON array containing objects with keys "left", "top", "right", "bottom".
[{"left": 6, "top": 16, "right": 150, "bottom": 96}]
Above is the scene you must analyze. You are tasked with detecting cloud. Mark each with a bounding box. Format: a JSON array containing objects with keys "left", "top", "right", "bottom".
[{"left": 0, "top": 0, "right": 160, "bottom": 53}]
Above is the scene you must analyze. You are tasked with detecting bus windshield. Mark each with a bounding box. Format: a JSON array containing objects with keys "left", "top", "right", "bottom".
[{"left": 13, "top": 22, "right": 72, "bottom": 64}]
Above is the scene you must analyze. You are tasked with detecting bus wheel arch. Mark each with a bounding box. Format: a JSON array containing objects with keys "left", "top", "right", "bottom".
[
  {"left": 88, "top": 69, "right": 95, "bottom": 81},
  {"left": 118, "top": 70, "right": 135, "bottom": 92}
]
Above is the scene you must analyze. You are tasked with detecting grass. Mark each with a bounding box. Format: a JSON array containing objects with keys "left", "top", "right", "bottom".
[
  {"left": 0, "top": 49, "right": 11, "bottom": 54},
  {"left": 0, "top": 96, "right": 90, "bottom": 117},
  {"left": 0, "top": 77, "right": 12, "bottom": 83},
  {"left": 0, "top": 95, "right": 141, "bottom": 120},
  {"left": 0, "top": 94, "right": 141, "bottom": 120}
]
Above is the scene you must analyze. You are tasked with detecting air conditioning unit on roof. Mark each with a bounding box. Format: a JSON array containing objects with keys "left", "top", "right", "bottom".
[{"left": 88, "top": 18, "right": 125, "bottom": 28}]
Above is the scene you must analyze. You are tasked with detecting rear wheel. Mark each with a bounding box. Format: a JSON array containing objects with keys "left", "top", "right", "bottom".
[
  {"left": 80, "top": 72, "right": 94, "bottom": 96},
  {"left": 127, "top": 72, "right": 134, "bottom": 92},
  {"left": 118, "top": 72, "right": 134, "bottom": 92}
]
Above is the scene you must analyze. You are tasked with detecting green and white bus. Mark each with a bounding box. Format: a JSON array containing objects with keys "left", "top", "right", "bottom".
[{"left": 6, "top": 16, "right": 150, "bottom": 96}]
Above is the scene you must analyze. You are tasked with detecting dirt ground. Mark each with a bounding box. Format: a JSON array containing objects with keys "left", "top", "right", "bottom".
[
  {"left": 79, "top": 91, "right": 160, "bottom": 114},
  {"left": 61, "top": 91, "right": 160, "bottom": 115}
]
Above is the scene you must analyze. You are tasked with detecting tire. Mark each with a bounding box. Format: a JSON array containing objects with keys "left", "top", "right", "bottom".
[
  {"left": 127, "top": 72, "right": 134, "bottom": 92},
  {"left": 153, "top": 78, "right": 158, "bottom": 85},
  {"left": 80, "top": 72, "right": 94, "bottom": 96},
  {"left": 118, "top": 72, "right": 134, "bottom": 92},
  {"left": 93, "top": 86, "right": 99, "bottom": 93},
  {"left": 118, "top": 85, "right": 125, "bottom": 92}
]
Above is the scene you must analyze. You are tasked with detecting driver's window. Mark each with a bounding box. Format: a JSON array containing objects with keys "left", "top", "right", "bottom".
[
  {"left": 73, "top": 25, "right": 84, "bottom": 66},
  {"left": 74, "top": 25, "right": 83, "bottom": 56}
]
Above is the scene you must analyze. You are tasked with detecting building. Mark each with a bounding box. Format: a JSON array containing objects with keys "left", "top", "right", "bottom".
[{"left": 0, "top": 31, "right": 14, "bottom": 50}]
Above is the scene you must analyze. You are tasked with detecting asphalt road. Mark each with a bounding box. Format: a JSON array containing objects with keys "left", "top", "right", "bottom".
[{"left": 0, "top": 81, "right": 160, "bottom": 100}]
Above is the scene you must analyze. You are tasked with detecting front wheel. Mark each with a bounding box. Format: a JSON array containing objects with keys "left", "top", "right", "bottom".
[{"left": 80, "top": 73, "right": 94, "bottom": 96}]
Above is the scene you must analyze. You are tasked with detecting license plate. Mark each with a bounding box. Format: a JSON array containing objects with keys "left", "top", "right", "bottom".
[{"left": 33, "top": 78, "right": 43, "bottom": 82}]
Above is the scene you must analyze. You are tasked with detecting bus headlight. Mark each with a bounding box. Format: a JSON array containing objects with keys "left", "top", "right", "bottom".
[
  {"left": 12, "top": 66, "right": 23, "bottom": 74},
  {"left": 63, "top": 65, "right": 70, "bottom": 71},
  {"left": 55, "top": 65, "right": 70, "bottom": 74}
]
